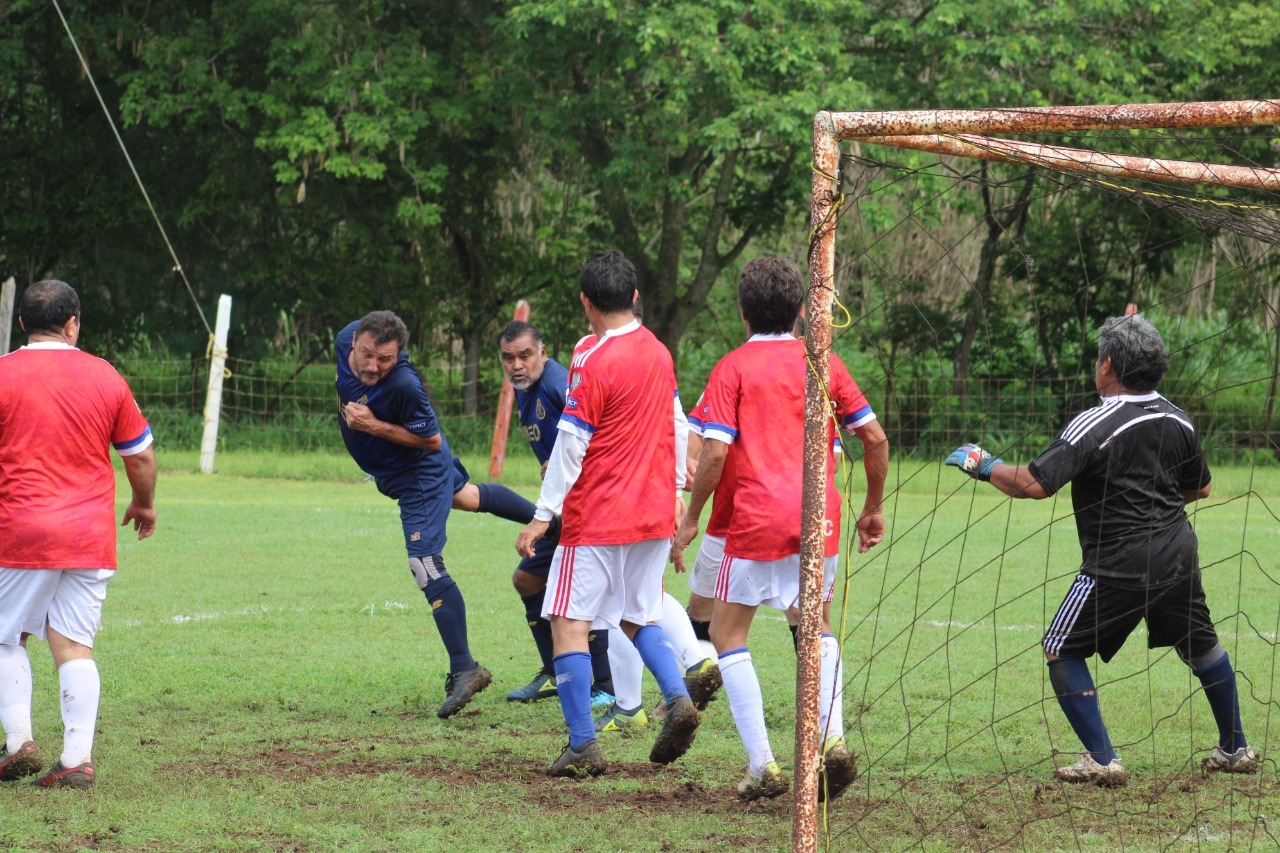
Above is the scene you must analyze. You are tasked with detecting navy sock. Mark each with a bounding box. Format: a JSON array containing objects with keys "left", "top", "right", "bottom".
[
  {"left": 1048, "top": 658, "right": 1116, "bottom": 764},
  {"left": 476, "top": 484, "right": 536, "bottom": 524},
  {"left": 553, "top": 651, "right": 596, "bottom": 750},
  {"left": 423, "top": 576, "right": 475, "bottom": 673},
  {"left": 1194, "top": 652, "right": 1248, "bottom": 753},
  {"left": 588, "top": 629, "right": 613, "bottom": 693},
  {"left": 688, "top": 609, "right": 711, "bottom": 643},
  {"left": 521, "top": 590, "right": 555, "bottom": 674},
  {"left": 789, "top": 623, "right": 799, "bottom": 653},
  {"left": 632, "top": 625, "right": 689, "bottom": 703}
]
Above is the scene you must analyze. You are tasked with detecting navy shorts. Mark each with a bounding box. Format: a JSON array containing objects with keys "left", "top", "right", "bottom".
[
  {"left": 1042, "top": 572, "right": 1221, "bottom": 663},
  {"left": 451, "top": 457, "right": 470, "bottom": 494},
  {"left": 516, "top": 518, "right": 561, "bottom": 578},
  {"left": 376, "top": 467, "right": 451, "bottom": 559}
]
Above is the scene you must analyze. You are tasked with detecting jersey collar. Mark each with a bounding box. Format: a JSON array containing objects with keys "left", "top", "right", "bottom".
[
  {"left": 1100, "top": 390, "right": 1160, "bottom": 403},
  {"left": 21, "top": 342, "right": 78, "bottom": 350},
  {"left": 747, "top": 333, "right": 795, "bottom": 342},
  {"left": 599, "top": 319, "right": 641, "bottom": 340}
]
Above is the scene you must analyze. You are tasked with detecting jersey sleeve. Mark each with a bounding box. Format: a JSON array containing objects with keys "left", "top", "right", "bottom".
[
  {"left": 699, "top": 359, "right": 740, "bottom": 445},
  {"left": 687, "top": 390, "right": 706, "bottom": 436},
  {"left": 388, "top": 370, "right": 440, "bottom": 439},
  {"left": 830, "top": 358, "right": 875, "bottom": 430},
  {"left": 1027, "top": 437, "right": 1092, "bottom": 497},
  {"left": 561, "top": 358, "right": 604, "bottom": 438},
  {"left": 111, "top": 376, "right": 153, "bottom": 457}
]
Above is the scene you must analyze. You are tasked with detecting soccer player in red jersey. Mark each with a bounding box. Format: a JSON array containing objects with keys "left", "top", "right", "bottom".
[
  {"left": 673, "top": 257, "right": 889, "bottom": 801},
  {"left": 0, "top": 280, "right": 157, "bottom": 790},
  {"left": 517, "top": 250, "right": 699, "bottom": 777}
]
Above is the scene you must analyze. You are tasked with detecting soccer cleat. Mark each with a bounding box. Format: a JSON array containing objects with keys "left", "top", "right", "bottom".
[
  {"left": 506, "top": 671, "right": 557, "bottom": 703},
  {"left": 437, "top": 664, "right": 493, "bottom": 718},
  {"left": 595, "top": 703, "right": 648, "bottom": 732},
  {"left": 1204, "top": 745, "right": 1259, "bottom": 774},
  {"left": 817, "top": 737, "right": 858, "bottom": 803},
  {"left": 1054, "top": 753, "right": 1127, "bottom": 787},
  {"left": 738, "top": 761, "right": 790, "bottom": 801},
  {"left": 546, "top": 740, "right": 606, "bottom": 778},
  {"left": 590, "top": 686, "right": 616, "bottom": 710},
  {"left": 0, "top": 741, "right": 43, "bottom": 782},
  {"left": 649, "top": 694, "right": 700, "bottom": 764},
  {"left": 31, "top": 760, "right": 95, "bottom": 790},
  {"left": 683, "top": 658, "right": 723, "bottom": 711}
]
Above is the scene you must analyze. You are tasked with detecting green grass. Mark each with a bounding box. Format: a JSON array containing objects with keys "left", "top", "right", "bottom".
[{"left": 3, "top": 456, "right": 1278, "bottom": 852}]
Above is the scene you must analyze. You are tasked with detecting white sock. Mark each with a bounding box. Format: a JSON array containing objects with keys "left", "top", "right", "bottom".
[
  {"left": 659, "top": 592, "right": 704, "bottom": 670},
  {"left": 0, "top": 644, "right": 34, "bottom": 753},
  {"left": 819, "top": 634, "right": 844, "bottom": 746},
  {"left": 719, "top": 648, "right": 774, "bottom": 775},
  {"left": 58, "top": 659, "right": 100, "bottom": 767},
  {"left": 606, "top": 629, "right": 645, "bottom": 711}
]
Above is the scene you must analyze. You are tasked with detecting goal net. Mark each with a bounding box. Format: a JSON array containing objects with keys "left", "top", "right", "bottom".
[{"left": 801, "top": 100, "right": 1280, "bottom": 850}]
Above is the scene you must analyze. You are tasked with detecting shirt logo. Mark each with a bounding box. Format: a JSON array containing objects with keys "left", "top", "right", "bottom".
[
  {"left": 566, "top": 399, "right": 579, "bottom": 409},
  {"left": 570, "top": 372, "right": 583, "bottom": 392},
  {"left": 410, "top": 531, "right": 421, "bottom": 542},
  {"left": 536, "top": 399, "right": 546, "bottom": 420}
]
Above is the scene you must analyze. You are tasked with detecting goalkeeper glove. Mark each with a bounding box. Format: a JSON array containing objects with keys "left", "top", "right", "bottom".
[{"left": 945, "top": 443, "right": 1002, "bottom": 482}]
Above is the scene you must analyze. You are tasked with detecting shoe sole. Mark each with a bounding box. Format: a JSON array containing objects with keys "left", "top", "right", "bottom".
[
  {"left": 649, "top": 701, "right": 699, "bottom": 765},
  {"left": 685, "top": 666, "right": 723, "bottom": 711},
  {"left": 505, "top": 689, "right": 558, "bottom": 703},
  {"left": 739, "top": 774, "right": 790, "bottom": 801},
  {"left": 1055, "top": 769, "right": 1128, "bottom": 787},
  {"left": 437, "top": 667, "right": 494, "bottom": 718},
  {"left": 817, "top": 750, "right": 858, "bottom": 803},
  {"left": 0, "top": 750, "right": 43, "bottom": 782}
]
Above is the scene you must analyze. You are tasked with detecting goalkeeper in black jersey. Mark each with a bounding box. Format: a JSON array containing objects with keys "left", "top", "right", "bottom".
[{"left": 947, "top": 313, "right": 1256, "bottom": 786}]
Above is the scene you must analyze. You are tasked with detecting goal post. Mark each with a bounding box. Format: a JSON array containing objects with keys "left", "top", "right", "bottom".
[{"left": 797, "top": 98, "right": 1280, "bottom": 852}]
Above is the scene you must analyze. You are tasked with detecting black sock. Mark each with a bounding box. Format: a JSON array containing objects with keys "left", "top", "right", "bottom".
[
  {"left": 476, "top": 483, "right": 537, "bottom": 524},
  {"left": 589, "top": 629, "right": 613, "bottom": 692},
  {"left": 521, "top": 589, "right": 555, "bottom": 674}
]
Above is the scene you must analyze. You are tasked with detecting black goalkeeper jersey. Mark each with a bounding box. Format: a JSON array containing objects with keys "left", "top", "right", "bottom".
[{"left": 1028, "top": 391, "right": 1212, "bottom": 588}]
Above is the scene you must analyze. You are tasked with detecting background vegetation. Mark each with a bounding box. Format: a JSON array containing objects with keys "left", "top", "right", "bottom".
[{"left": 3, "top": 0, "right": 1280, "bottom": 423}]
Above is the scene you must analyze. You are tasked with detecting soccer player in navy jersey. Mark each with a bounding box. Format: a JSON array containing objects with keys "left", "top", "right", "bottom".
[
  {"left": 516, "top": 250, "right": 698, "bottom": 777},
  {"left": 336, "top": 310, "right": 491, "bottom": 719},
  {"left": 948, "top": 314, "right": 1257, "bottom": 784},
  {"left": 497, "top": 320, "right": 615, "bottom": 709}
]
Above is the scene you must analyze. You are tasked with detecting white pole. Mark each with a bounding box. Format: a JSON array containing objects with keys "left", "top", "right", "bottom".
[
  {"left": 0, "top": 277, "right": 15, "bottom": 355},
  {"left": 199, "top": 294, "right": 233, "bottom": 474}
]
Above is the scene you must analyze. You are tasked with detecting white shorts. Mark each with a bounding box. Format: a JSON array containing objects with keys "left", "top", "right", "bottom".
[
  {"left": 543, "top": 538, "right": 669, "bottom": 631},
  {"left": 689, "top": 534, "right": 725, "bottom": 599},
  {"left": 0, "top": 567, "right": 113, "bottom": 647},
  {"left": 714, "top": 553, "right": 838, "bottom": 611}
]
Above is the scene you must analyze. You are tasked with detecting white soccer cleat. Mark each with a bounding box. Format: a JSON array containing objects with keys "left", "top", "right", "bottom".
[
  {"left": 1055, "top": 753, "right": 1127, "bottom": 787},
  {"left": 1204, "top": 745, "right": 1259, "bottom": 774}
]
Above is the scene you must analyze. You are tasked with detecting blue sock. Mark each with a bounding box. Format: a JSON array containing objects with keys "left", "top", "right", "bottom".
[
  {"left": 423, "top": 576, "right": 475, "bottom": 674},
  {"left": 1193, "top": 652, "right": 1248, "bottom": 753},
  {"left": 632, "top": 625, "right": 689, "bottom": 703},
  {"left": 1048, "top": 658, "right": 1117, "bottom": 764},
  {"left": 588, "top": 629, "right": 613, "bottom": 693},
  {"left": 477, "top": 484, "right": 536, "bottom": 524},
  {"left": 521, "top": 590, "right": 555, "bottom": 674},
  {"left": 553, "top": 651, "right": 596, "bottom": 750}
]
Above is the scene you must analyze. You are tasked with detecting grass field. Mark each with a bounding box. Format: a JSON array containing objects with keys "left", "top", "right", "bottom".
[{"left": 3, "top": 452, "right": 1277, "bottom": 852}]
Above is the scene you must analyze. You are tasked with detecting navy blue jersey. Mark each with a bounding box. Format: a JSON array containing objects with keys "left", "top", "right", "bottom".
[
  {"left": 336, "top": 321, "right": 444, "bottom": 478},
  {"left": 514, "top": 358, "right": 568, "bottom": 465}
]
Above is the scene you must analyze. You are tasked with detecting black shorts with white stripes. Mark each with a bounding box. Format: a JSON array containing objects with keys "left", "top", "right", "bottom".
[{"left": 1042, "top": 571, "right": 1220, "bottom": 663}]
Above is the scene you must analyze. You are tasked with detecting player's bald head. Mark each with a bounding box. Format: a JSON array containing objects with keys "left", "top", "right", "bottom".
[
  {"left": 738, "top": 258, "right": 803, "bottom": 336},
  {"left": 20, "top": 280, "right": 80, "bottom": 336}
]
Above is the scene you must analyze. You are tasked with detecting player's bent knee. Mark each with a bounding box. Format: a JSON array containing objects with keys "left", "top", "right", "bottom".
[
  {"left": 512, "top": 569, "right": 545, "bottom": 597},
  {"left": 409, "top": 555, "right": 453, "bottom": 595}
]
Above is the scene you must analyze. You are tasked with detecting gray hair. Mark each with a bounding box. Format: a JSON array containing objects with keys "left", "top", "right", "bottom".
[{"left": 1097, "top": 314, "right": 1169, "bottom": 391}]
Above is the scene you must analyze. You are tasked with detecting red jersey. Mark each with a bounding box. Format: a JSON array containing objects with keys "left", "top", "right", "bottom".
[
  {"left": 0, "top": 344, "right": 153, "bottom": 569},
  {"left": 688, "top": 392, "right": 737, "bottom": 538},
  {"left": 698, "top": 336, "right": 874, "bottom": 560},
  {"left": 558, "top": 322, "right": 677, "bottom": 545}
]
